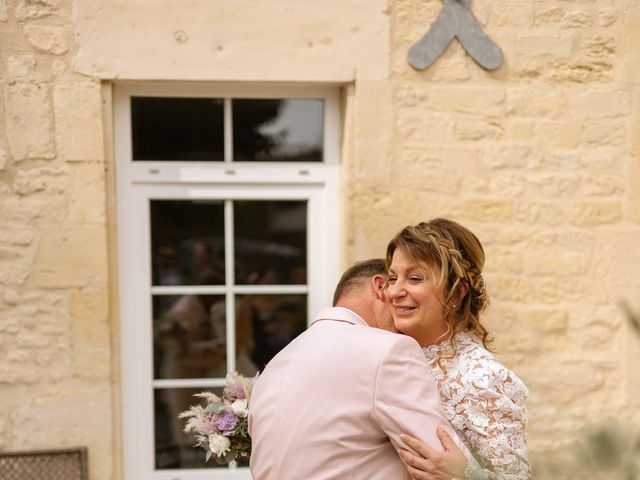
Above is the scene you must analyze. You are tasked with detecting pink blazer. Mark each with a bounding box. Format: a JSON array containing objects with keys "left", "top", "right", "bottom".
[{"left": 249, "top": 307, "right": 465, "bottom": 480}]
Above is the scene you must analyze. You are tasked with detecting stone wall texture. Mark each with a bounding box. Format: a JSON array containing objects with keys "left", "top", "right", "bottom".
[{"left": 0, "top": 0, "right": 639, "bottom": 479}]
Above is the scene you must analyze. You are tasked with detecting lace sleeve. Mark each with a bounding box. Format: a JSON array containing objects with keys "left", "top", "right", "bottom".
[{"left": 458, "top": 363, "right": 532, "bottom": 480}]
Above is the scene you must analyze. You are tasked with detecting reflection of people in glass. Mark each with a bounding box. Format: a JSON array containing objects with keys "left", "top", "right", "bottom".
[
  {"left": 237, "top": 269, "right": 306, "bottom": 372},
  {"left": 156, "top": 269, "right": 228, "bottom": 468}
]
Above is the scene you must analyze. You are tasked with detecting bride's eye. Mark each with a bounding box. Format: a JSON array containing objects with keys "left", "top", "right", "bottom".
[
  {"left": 409, "top": 276, "right": 423, "bottom": 282},
  {"left": 387, "top": 276, "right": 397, "bottom": 284}
]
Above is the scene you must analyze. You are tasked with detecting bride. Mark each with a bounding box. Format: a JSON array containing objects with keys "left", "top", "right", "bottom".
[{"left": 385, "top": 219, "right": 531, "bottom": 479}]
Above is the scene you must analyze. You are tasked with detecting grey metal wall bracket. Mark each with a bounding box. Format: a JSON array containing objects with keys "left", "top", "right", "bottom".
[{"left": 408, "top": 0, "right": 503, "bottom": 71}]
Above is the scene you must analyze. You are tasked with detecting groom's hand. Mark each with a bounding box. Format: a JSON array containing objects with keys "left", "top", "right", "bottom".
[{"left": 398, "top": 426, "right": 467, "bottom": 480}]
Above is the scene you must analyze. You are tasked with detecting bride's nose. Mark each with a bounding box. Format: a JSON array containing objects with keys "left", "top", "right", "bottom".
[{"left": 387, "top": 281, "right": 406, "bottom": 299}]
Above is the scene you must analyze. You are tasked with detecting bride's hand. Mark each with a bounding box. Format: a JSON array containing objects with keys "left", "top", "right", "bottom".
[{"left": 398, "top": 426, "right": 467, "bottom": 480}]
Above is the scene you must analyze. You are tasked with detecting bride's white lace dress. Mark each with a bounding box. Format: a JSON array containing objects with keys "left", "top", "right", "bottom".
[{"left": 423, "top": 332, "right": 532, "bottom": 480}]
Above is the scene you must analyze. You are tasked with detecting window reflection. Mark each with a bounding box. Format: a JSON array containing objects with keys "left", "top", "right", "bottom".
[
  {"left": 236, "top": 294, "right": 307, "bottom": 372},
  {"left": 234, "top": 201, "right": 307, "bottom": 285},
  {"left": 154, "top": 388, "right": 226, "bottom": 470},
  {"left": 153, "top": 295, "right": 227, "bottom": 380},
  {"left": 233, "top": 99, "right": 323, "bottom": 162},
  {"left": 151, "top": 200, "right": 225, "bottom": 286},
  {"left": 132, "top": 97, "right": 224, "bottom": 161}
]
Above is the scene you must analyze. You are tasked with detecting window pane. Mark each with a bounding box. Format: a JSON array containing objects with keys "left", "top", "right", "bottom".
[
  {"left": 233, "top": 99, "right": 323, "bottom": 162},
  {"left": 153, "top": 295, "right": 227, "bottom": 380},
  {"left": 155, "top": 387, "right": 226, "bottom": 470},
  {"left": 150, "top": 200, "right": 225, "bottom": 286},
  {"left": 132, "top": 97, "right": 224, "bottom": 161},
  {"left": 234, "top": 200, "right": 307, "bottom": 285},
  {"left": 236, "top": 294, "right": 307, "bottom": 372}
]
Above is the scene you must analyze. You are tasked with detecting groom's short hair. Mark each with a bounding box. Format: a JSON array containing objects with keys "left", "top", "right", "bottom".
[{"left": 332, "top": 258, "right": 386, "bottom": 306}]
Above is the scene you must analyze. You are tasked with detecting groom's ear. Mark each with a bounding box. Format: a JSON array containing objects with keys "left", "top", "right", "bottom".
[{"left": 371, "top": 275, "right": 386, "bottom": 300}]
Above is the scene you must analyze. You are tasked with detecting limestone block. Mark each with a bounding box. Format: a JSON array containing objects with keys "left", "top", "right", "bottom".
[
  {"left": 587, "top": 231, "right": 640, "bottom": 303},
  {"left": 597, "top": 7, "right": 616, "bottom": 27},
  {"left": 534, "top": 278, "right": 585, "bottom": 304},
  {"left": 460, "top": 176, "right": 489, "bottom": 193},
  {"left": 489, "top": 226, "right": 556, "bottom": 248},
  {"left": 2, "top": 290, "right": 19, "bottom": 305},
  {"left": 53, "top": 81, "right": 104, "bottom": 161},
  {"left": 524, "top": 250, "right": 588, "bottom": 276},
  {"left": 482, "top": 145, "right": 536, "bottom": 170},
  {"left": 535, "top": 121, "right": 582, "bottom": 148},
  {"left": 23, "top": 24, "right": 68, "bottom": 55},
  {"left": 515, "top": 201, "right": 564, "bottom": 226},
  {"left": 13, "top": 165, "right": 68, "bottom": 195},
  {"left": 4, "top": 82, "right": 55, "bottom": 161},
  {"left": 579, "top": 147, "right": 623, "bottom": 170},
  {"left": 7, "top": 55, "right": 38, "bottom": 82},
  {"left": 397, "top": 169, "right": 460, "bottom": 194},
  {"left": 32, "top": 226, "right": 108, "bottom": 289},
  {"left": 416, "top": 193, "right": 465, "bottom": 223},
  {"left": 516, "top": 36, "right": 573, "bottom": 58},
  {"left": 502, "top": 120, "right": 535, "bottom": 142},
  {"left": 569, "top": 89, "right": 631, "bottom": 118},
  {"left": 0, "top": 366, "right": 40, "bottom": 384},
  {"left": 583, "top": 121, "right": 628, "bottom": 147},
  {"left": 425, "top": 86, "right": 505, "bottom": 117},
  {"left": 463, "top": 199, "right": 512, "bottom": 222},
  {"left": 69, "top": 291, "right": 110, "bottom": 379},
  {"left": 507, "top": 87, "right": 566, "bottom": 118},
  {"left": 490, "top": 250, "right": 523, "bottom": 274},
  {"left": 491, "top": 2, "right": 532, "bottom": 27},
  {"left": 397, "top": 112, "right": 453, "bottom": 145},
  {"left": 582, "top": 35, "right": 616, "bottom": 58},
  {"left": 533, "top": 6, "right": 593, "bottom": 28},
  {"left": 394, "top": 147, "right": 444, "bottom": 171},
  {"left": 15, "top": 0, "right": 61, "bottom": 20},
  {"left": 454, "top": 119, "right": 504, "bottom": 141},
  {"left": 488, "top": 173, "right": 525, "bottom": 196},
  {"left": 526, "top": 174, "right": 581, "bottom": 197},
  {"left": 581, "top": 174, "right": 624, "bottom": 196},
  {"left": 547, "top": 61, "right": 614, "bottom": 83},
  {"left": 526, "top": 309, "right": 569, "bottom": 334},
  {"left": 11, "top": 384, "right": 114, "bottom": 480},
  {"left": 0, "top": 0, "right": 7, "bottom": 21},
  {"left": 0, "top": 196, "right": 67, "bottom": 224},
  {"left": 0, "top": 263, "right": 31, "bottom": 286},
  {"left": 74, "top": 0, "right": 389, "bottom": 82},
  {"left": 0, "top": 225, "right": 36, "bottom": 247},
  {"left": 67, "top": 164, "right": 106, "bottom": 223},
  {"left": 567, "top": 201, "right": 623, "bottom": 226},
  {"left": 487, "top": 275, "right": 534, "bottom": 303}
]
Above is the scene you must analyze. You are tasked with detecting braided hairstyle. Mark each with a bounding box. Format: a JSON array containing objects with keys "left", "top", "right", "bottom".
[{"left": 385, "top": 218, "right": 491, "bottom": 354}]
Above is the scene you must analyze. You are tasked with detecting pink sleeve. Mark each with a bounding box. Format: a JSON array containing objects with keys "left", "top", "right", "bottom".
[{"left": 372, "top": 335, "right": 469, "bottom": 456}]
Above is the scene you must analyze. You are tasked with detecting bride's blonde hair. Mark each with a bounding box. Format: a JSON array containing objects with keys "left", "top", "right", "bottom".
[{"left": 385, "top": 218, "right": 491, "bottom": 354}]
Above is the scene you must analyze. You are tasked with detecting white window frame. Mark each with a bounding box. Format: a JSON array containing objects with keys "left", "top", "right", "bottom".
[{"left": 114, "top": 83, "right": 341, "bottom": 480}]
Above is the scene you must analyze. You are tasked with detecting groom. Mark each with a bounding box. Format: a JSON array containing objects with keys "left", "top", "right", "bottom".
[{"left": 249, "top": 259, "right": 468, "bottom": 480}]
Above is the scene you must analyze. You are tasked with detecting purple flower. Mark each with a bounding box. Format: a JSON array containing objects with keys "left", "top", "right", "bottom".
[
  {"left": 226, "top": 382, "right": 246, "bottom": 400},
  {"left": 214, "top": 411, "right": 238, "bottom": 433}
]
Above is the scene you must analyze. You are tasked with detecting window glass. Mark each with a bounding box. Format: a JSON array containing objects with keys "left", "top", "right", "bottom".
[
  {"left": 132, "top": 97, "right": 224, "bottom": 161},
  {"left": 234, "top": 200, "right": 307, "bottom": 285},
  {"left": 150, "top": 200, "right": 225, "bottom": 286},
  {"left": 154, "top": 387, "right": 226, "bottom": 470},
  {"left": 233, "top": 99, "right": 323, "bottom": 162},
  {"left": 236, "top": 294, "right": 307, "bottom": 373},
  {"left": 152, "top": 295, "right": 227, "bottom": 380}
]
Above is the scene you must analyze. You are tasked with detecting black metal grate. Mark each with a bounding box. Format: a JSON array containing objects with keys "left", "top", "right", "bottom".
[{"left": 0, "top": 448, "right": 88, "bottom": 480}]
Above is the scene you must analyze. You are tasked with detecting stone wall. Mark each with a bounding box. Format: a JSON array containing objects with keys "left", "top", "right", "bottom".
[
  {"left": 0, "top": 0, "right": 639, "bottom": 478},
  {"left": 0, "top": 1, "right": 113, "bottom": 480}
]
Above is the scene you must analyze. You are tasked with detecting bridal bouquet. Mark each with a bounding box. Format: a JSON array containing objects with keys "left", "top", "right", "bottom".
[{"left": 179, "top": 372, "right": 257, "bottom": 464}]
